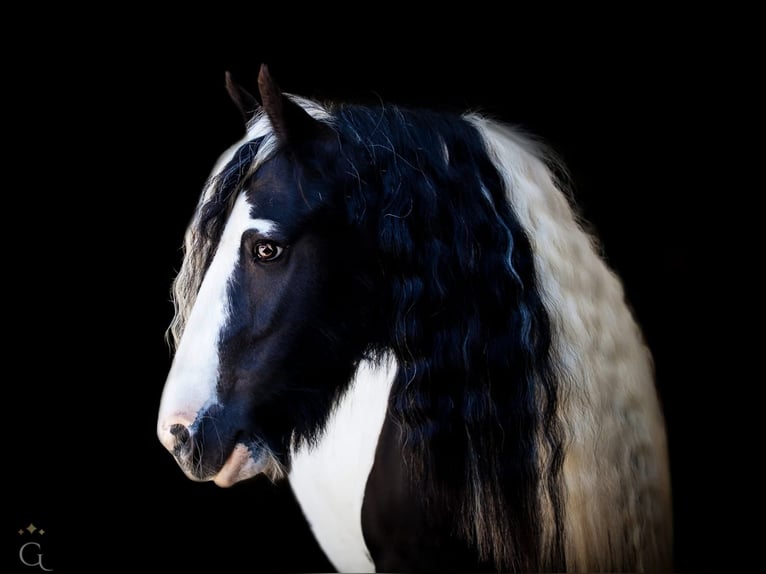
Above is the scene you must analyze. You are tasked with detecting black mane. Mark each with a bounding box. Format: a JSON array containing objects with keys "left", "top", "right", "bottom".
[{"left": 314, "top": 103, "right": 566, "bottom": 570}]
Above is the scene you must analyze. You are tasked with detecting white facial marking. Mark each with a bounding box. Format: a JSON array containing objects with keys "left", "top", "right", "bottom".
[
  {"left": 289, "top": 356, "right": 396, "bottom": 573},
  {"left": 157, "top": 192, "right": 277, "bottom": 452}
]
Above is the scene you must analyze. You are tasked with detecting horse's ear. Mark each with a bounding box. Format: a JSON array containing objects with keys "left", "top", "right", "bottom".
[
  {"left": 257, "top": 63, "right": 326, "bottom": 144},
  {"left": 225, "top": 71, "right": 260, "bottom": 123}
]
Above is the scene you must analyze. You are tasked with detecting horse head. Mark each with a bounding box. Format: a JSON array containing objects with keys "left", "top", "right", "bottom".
[{"left": 157, "top": 65, "right": 381, "bottom": 486}]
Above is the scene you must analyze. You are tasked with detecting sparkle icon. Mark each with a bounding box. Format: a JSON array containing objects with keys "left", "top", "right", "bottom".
[{"left": 26, "top": 524, "right": 37, "bottom": 534}]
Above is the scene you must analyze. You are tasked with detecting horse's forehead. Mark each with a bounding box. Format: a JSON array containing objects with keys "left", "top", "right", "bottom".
[
  {"left": 241, "top": 154, "right": 311, "bottom": 222},
  {"left": 219, "top": 193, "right": 277, "bottom": 246}
]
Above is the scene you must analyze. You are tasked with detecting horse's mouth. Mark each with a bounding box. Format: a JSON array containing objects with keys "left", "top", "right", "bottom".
[
  {"left": 175, "top": 438, "right": 267, "bottom": 486},
  {"left": 212, "top": 442, "right": 266, "bottom": 487}
]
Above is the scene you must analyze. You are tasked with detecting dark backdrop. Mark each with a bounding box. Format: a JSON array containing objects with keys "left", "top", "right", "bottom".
[{"left": 4, "top": 27, "right": 740, "bottom": 573}]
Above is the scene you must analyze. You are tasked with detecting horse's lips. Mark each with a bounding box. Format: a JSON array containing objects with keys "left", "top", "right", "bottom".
[{"left": 213, "top": 443, "right": 264, "bottom": 487}]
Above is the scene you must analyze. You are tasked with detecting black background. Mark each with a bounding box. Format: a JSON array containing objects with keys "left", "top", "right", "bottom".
[{"left": 4, "top": 20, "right": 747, "bottom": 573}]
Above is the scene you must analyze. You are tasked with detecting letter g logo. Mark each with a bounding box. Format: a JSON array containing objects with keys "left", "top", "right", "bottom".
[{"left": 19, "top": 541, "right": 54, "bottom": 571}]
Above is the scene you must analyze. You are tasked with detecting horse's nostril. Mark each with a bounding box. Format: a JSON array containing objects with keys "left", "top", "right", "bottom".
[{"left": 169, "top": 423, "right": 190, "bottom": 446}]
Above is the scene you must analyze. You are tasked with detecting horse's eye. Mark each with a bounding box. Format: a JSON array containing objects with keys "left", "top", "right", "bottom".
[{"left": 253, "top": 241, "right": 284, "bottom": 262}]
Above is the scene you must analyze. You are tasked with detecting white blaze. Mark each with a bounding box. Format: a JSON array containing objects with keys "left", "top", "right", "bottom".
[{"left": 157, "top": 192, "right": 277, "bottom": 448}]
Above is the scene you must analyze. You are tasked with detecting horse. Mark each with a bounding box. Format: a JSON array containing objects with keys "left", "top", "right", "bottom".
[{"left": 157, "top": 64, "right": 672, "bottom": 573}]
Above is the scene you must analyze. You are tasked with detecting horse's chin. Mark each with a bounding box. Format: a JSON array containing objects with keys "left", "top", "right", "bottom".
[{"left": 212, "top": 443, "right": 267, "bottom": 487}]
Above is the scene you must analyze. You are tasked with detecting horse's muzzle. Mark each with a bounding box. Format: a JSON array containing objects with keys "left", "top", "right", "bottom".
[{"left": 158, "top": 413, "right": 267, "bottom": 485}]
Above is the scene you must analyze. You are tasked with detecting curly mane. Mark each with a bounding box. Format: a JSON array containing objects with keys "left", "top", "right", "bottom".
[{"left": 323, "top": 103, "right": 566, "bottom": 571}]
